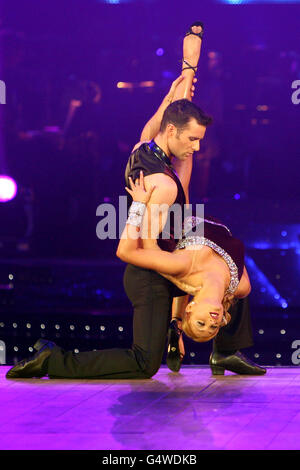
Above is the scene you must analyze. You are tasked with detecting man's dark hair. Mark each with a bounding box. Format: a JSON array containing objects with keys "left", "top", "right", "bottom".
[{"left": 160, "top": 99, "right": 213, "bottom": 133}]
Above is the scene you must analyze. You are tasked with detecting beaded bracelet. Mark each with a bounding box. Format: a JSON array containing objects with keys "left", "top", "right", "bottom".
[{"left": 126, "top": 201, "right": 146, "bottom": 227}]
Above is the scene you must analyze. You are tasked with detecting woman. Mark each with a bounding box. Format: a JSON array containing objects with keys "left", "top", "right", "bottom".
[{"left": 117, "top": 170, "right": 251, "bottom": 348}]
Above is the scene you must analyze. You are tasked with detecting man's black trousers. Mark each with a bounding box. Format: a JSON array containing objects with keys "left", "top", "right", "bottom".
[{"left": 47, "top": 265, "right": 253, "bottom": 379}]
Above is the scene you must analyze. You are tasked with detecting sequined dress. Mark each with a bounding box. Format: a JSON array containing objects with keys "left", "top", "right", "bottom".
[{"left": 161, "top": 216, "right": 245, "bottom": 296}]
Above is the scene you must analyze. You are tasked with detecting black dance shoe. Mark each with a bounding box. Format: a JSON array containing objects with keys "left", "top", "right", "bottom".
[
  {"left": 6, "top": 339, "right": 56, "bottom": 379},
  {"left": 209, "top": 350, "right": 267, "bottom": 376},
  {"left": 166, "top": 319, "right": 184, "bottom": 373}
]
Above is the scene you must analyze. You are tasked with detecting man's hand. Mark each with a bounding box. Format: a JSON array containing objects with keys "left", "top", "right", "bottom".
[{"left": 165, "top": 75, "right": 197, "bottom": 104}]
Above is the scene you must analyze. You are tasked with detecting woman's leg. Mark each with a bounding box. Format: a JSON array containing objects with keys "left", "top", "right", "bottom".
[
  {"left": 139, "top": 23, "right": 203, "bottom": 144},
  {"left": 166, "top": 24, "right": 204, "bottom": 371},
  {"left": 173, "top": 23, "right": 204, "bottom": 102}
]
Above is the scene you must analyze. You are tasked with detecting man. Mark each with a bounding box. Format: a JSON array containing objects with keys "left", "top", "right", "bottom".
[
  {"left": 123, "top": 96, "right": 265, "bottom": 377},
  {"left": 5, "top": 94, "right": 212, "bottom": 379},
  {"left": 6, "top": 23, "right": 207, "bottom": 380}
]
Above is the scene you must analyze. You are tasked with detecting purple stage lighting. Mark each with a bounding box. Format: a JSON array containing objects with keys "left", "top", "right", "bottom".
[
  {"left": 156, "top": 48, "right": 164, "bottom": 57},
  {"left": 0, "top": 175, "right": 18, "bottom": 202}
]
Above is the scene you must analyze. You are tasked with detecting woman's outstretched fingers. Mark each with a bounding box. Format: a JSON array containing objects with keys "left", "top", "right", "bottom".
[
  {"left": 125, "top": 186, "right": 133, "bottom": 198},
  {"left": 139, "top": 170, "right": 144, "bottom": 189},
  {"left": 128, "top": 176, "right": 135, "bottom": 190}
]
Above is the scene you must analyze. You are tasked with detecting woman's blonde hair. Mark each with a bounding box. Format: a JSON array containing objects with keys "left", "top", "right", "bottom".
[{"left": 182, "top": 293, "right": 236, "bottom": 343}]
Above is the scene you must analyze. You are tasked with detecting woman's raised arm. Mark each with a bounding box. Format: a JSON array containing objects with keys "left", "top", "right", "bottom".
[{"left": 116, "top": 171, "right": 191, "bottom": 276}]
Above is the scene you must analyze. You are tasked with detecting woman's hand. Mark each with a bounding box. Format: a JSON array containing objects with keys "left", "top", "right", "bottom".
[
  {"left": 165, "top": 75, "right": 197, "bottom": 103},
  {"left": 125, "top": 171, "right": 156, "bottom": 204}
]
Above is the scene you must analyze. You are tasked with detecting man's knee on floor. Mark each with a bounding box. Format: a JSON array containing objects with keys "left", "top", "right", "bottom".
[
  {"left": 134, "top": 348, "right": 162, "bottom": 378},
  {"left": 142, "top": 361, "right": 161, "bottom": 379}
]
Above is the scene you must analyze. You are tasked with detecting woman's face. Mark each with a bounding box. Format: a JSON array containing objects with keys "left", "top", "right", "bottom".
[{"left": 184, "top": 299, "right": 224, "bottom": 340}]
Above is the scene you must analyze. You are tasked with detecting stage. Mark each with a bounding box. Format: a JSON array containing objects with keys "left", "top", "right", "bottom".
[{"left": 1, "top": 365, "right": 299, "bottom": 451}]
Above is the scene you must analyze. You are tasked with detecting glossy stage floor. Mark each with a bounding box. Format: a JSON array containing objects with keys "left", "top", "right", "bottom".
[{"left": 0, "top": 365, "right": 299, "bottom": 451}]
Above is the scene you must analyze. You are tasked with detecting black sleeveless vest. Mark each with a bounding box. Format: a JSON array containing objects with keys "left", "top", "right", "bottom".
[{"left": 125, "top": 140, "right": 186, "bottom": 252}]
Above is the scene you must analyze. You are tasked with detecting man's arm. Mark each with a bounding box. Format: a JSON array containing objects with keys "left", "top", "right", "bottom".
[
  {"left": 140, "top": 173, "right": 178, "bottom": 248},
  {"left": 139, "top": 76, "right": 186, "bottom": 142},
  {"left": 172, "top": 156, "right": 193, "bottom": 205},
  {"left": 171, "top": 295, "right": 190, "bottom": 321},
  {"left": 234, "top": 266, "right": 251, "bottom": 298}
]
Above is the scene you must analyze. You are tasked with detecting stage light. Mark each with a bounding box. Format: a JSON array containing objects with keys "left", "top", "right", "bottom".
[
  {"left": 220, "top": 1, "right": 300, "bottom": 4},
  {"left": 117, "top": 82, "right": 133, "bottom": 89},
  {"left": 0, "top": 175, "right": 17, "bottom": 202},
  {"left": 234, "top": 104, "right": 246, "bottom": 110},
  {"left": 223, "top": 0, "right": 243, "bottom": 4},
  {"left": 156, "top": 48, "right": 164, "bottom": 56},
  {"left": 162, "top": 71, "right": 175, "bottom": 79},
  {"left": 139, "top": 81, "right": 155, "bottom": 88},
  {"left": 281, "top": 231, "right": 287, "bottom": 237},
  {"left": 257, "top": 105, "right": 269, "bottom": 112},
  {"left": 234, "top": 193, "right": 241, "bottom": 200},
  {"left": 246, "top": 255, "right": 288, "bottom": 307}
]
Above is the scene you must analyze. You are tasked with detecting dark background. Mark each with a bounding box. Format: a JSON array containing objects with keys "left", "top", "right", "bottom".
[{"left": 0, "top": 0, "right": 299, "bottom": 366}]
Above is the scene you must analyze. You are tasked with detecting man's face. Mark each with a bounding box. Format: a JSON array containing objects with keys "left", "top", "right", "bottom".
[{"left": 167, "top": 118, "right": 207, "bottom": 161}]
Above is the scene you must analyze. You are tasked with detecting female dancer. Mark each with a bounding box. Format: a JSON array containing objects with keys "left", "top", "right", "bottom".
[{"left": 117, "top": 170, "right": 251, "bottom": 347}]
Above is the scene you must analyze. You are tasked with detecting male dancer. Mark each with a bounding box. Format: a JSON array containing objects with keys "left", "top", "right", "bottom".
[
  {"left": 6, "top": 23, "right": 265, "bottom": 379},
  {"left": 123, "top": 23, "right": 265, "bottom": 377}
]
